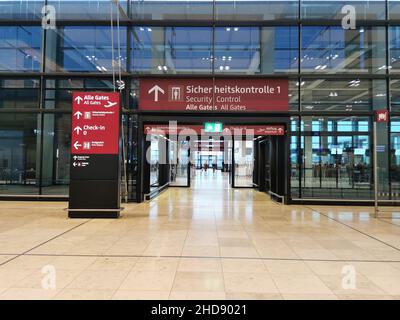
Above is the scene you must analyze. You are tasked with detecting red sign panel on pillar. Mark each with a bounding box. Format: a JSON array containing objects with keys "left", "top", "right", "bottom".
[
  {"left": 71, "top": 92, "right": 120, "bottom": 155},
  {"left": 139, "top": 78, "right": 289, "bottom": 112},
  {"left": 375, "top": 110, "right": 389, "bottom": 123},
  {"left": 143, "top": 124, "right": 285, "bottom": 136}
]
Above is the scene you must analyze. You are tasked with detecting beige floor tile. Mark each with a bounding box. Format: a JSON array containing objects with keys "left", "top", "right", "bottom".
[
  {"left": 292, "top": 249, "right": 339, "bottom": 260},
  {"left": 119, "top": 270, "right": 176, "bottom": 291},
  {"left": 0, "top": 255, "right": 54, "bottom": 269},
  {"left": 169, "top": 291, "right": 226, "bottom": 300},
  {"left": 133, "top": 257, "right": 179, "bottom": 272},
  {"left": 350, "top": 262, "right": 400, "bottom": 277},
  {"left": 54, "top": 289, "right": 115, "bottom": 300},
  {"left": 86, "top": 257, "right": 138, "bottom": 272},
  {"left": 223, "top": 272, "right": 279, "bottom": 294},
  {"left": 172, "top": 272, "right": 224, "bottom": 292},
  {"left": 178, "top": 258, "right": 222, "bottom": 272},
  {"left": 264, "top": 260, "right": 314, "bottom": 275},
  {"left": 0, "top": 287, "right": 60, "bottom": 300},
  {"left": 143, "top": 245, "right": 183, "bottom": 256},
  {"left": 221, "top": 258, "right": 266, "bottom": 273},
  {"left": 305, "top": 261, "right": 349, "bottom": 276},
  {"left": 272, "top": 274, "right": 333, "bottom": 295},
  {"left": 319, "top": 274, "right": 388, "bottom": 296},
  {"left": 283, "top": 294, "right": 338, "bottom": 300},
  {"left": 218, "top": 238, "right": 252, "bottom": 247},
  {"left": 112, "top": 290, "right": 170, "bottom": 300},
  {"left": 0, "top": 268, "right": 37, "bottom": 288},
  {"left": 0, "top": 255, "right": 15, "bottom": 264},
  {"left": 225, "top": 292, "right": 282, "bottom": 300},
  {"left": 15, "top": 268, "right": 81, "bottom": 289},
  {"left": 256, "top": 247, "right": 299, "bottom": 259},
  {"left": 220, "top": 247, "right": 260, "bottom": 258},
  {"left": 217, "top": 230, "right": 249, "bottom": 239},
  {"left": 337, "top": 294, "right": 395, "bottom": 300},
  {"left": 182, "top": 246, "right": 220, "bottom": 257},
  {"left": 365, "top": 276, "right": 400, "bottom": 295},
  {"left": 50, "top": 256, "right": 98, "bottom": 271},
  {"left": 66, "top": 270, "right": 129, "bottom": 290}
]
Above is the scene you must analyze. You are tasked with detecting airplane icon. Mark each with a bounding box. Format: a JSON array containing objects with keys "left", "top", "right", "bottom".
[{"left": 104, "top": 101, "right": 117, "bottom": 108}]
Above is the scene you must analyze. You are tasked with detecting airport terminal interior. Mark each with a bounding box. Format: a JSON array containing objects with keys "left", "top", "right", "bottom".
[{"left": 1, "top": 0, "right": 400, "bottom": 300}]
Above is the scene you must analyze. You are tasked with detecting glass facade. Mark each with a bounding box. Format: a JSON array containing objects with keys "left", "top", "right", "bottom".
[
  {"left": 0, "top": 0, "right": 398, "bottom": 202},
  {"left": 0, "top": 26, "right": 42, "bottom": 72}
]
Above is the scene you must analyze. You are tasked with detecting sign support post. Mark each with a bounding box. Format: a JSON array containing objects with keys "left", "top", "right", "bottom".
[
  {"left": 373, "top": 109, "right": 389, "bottom": 218},
  {"left": 373, "top": 121, "right": 378, "bottom": 218},
  {"left": 68, "top": 92, "right": 122, "bottom": 218}
]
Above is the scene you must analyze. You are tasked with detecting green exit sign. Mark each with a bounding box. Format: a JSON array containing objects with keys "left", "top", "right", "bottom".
[{"left": 204, "top": 122, "right": 223, "bottom": 133}]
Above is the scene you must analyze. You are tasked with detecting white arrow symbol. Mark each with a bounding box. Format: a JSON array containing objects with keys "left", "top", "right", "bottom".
[
  {"left": 73, "top": 141, "right": 82, "bottom": 150},
  {"left": 73, "top": 156, "right": 78, "bottom": 160},
  {"left": 74, "top": 111, "right": 83, "bottom": 119},
  {"left": 74, "top": 126, "right": 83, "bottom": 135},
  {"left": 74, "top": 96, "right": 83, "bottom": 104},
  {"left": 148, "top": 85, "right": 165, "bottom": 102},
  {"left": 73, "top": 162, "right": 77, "bottom": 167}
]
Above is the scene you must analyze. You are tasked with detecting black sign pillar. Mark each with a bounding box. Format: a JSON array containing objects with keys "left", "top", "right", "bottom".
[{"left": 68, "top": 92, "right": 121, "bottom": 218}]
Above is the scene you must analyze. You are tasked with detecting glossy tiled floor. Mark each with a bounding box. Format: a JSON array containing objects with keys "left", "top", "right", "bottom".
[{"left": 1, "top": 172, "right": 400, "bottom": 300}]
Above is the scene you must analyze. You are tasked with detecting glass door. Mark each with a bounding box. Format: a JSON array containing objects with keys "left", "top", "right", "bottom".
[
  {"left": 391, "top": 132, "right": 400, "bottom": 198},
  {"left": 169, "top": 139, "right": 190, "bottom": 187},
  {"left": 233, "top": 138, "right": 255, "bottom": 187}
]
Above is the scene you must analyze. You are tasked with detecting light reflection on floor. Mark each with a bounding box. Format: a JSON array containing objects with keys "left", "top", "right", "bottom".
[{"left": 0, "top": 171, "right": 400, "bottom": 300}]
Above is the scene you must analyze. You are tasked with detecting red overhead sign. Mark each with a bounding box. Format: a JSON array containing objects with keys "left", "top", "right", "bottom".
[
  {"left": 144, "top": 124, "right": 285, "bottom": 136},
  {"left": 71, "top": 92, "right": 120, "bottom": 155},
  {"left": 140, "top": 78, "right": 289, "bottom": 112}
]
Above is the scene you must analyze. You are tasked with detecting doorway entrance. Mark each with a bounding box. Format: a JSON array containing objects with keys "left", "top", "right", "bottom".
[{"left": 139, "top": 118, "right": 290, "bottom": 203}]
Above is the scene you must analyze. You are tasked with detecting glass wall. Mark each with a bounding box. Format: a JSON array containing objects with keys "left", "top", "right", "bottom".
[
  {"left": 301, "top": 79, "right": 387, "bottom": 112},
  {"left": 0, "top": 113, "right": 39, "bottom": 195},
  {"left": 390, "top": 26, "right": 400, "bottom": 73},
  {"left": 0, "top": 1, "right": 396, "bottom": 22},
  {"left": 299, "top": 116, "right": 372, "bottom": 199},
  {"left": 0, "top": 79, "right": 40, "bottom": 109},
  {"left": 215, "top": 26, "right": 298, "bottom": 74},
  {"left": 1, "top": 0, "right": 399, "bottom": 203},
  {"left": 391, "top": 80, "right": 400, "bottom": 111},
  {"left": 0, "top": 1, "right": 44, "bottom": 20},
  {"left": 41, "top": 114, "right": 71, "bottom": 195},
  {"left": 302, "top": 27, "right": 386, "bottom": 74},
  {"left": 389, "top": 0, "right": 400, "bottom": 20},
  {"left": 390, "top": 116, "right": 400, "bottom": 199},
  {"left": 132, "top": 26, "right": 298, "bottom": 75},
  {"left": 0, "top": 26, "right": 42, "bottom": 72},
  {"left": 234, "top": 140, "right": 254, "bottom": 187},
  {"left": 48, "top": 0, "right": 128, "bottom": 20},
  {"left": 132, "top": 27, "right": 213, "bottom": 74},
  {"left": 301, "top": 0, "right": 386, "bottom": 21},
  {"left": 215, "top": 0, "right": 298, "bottom": 21},
  {"left": 131, "top": 0, "right": 213, "bottom": 21},
  {"left": 123, "top": 114, "right": 139, "bottom": 201},
  {"left": 46, "top": 26, "right": 127, "bottom": 73}
]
